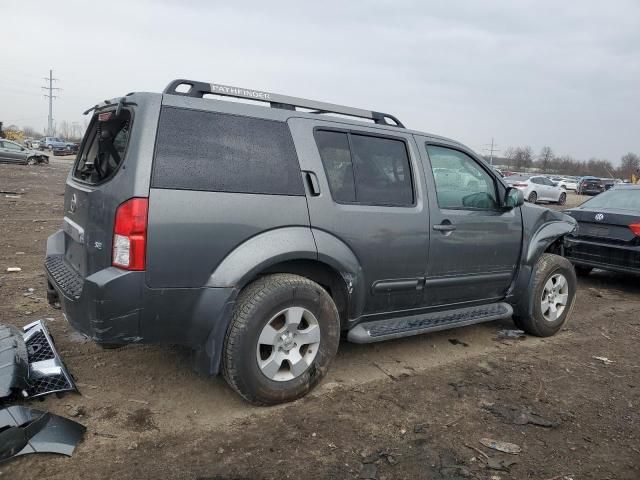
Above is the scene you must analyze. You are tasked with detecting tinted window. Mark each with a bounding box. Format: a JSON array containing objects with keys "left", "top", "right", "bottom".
[
  {"left": 426, "top": 145, "right": 497, "bottom": 210},
  {"left": 314, "top": 131, "right": 355, "bottom": 203},
  {"left": 315, "top": 130, "right": 414, "bottom": 206},
  {"left": 350, "top": 134, "right": 414, "bottom": 205},
  {"left": 580, "top": 188, "right": 640, "bottom": 211},
  {"left": 152, "top": 107, "right": 304, "bottom": 195}
]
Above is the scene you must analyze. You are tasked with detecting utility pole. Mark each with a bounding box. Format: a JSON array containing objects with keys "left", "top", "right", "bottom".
[
  {"left": 41, "top": 69, "right": 60, "bottom": 136},
  {"left": 481, "top": 138, "right": 500, "bottom": 165}
]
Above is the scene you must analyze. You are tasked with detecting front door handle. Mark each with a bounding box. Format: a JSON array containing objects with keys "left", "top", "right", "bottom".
[{"left": 433, "top": 223, "right": 456, "bottom": 232}]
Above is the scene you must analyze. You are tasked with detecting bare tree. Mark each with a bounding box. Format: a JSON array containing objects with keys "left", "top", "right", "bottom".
[
  {"left": 620, "top": 152, "right": 640, "bottom": 181},
  {"left": 539, "top": 146, "right": 554, "bottom": 173},
  {"left": 22, "top": 125, "right": 38, "bottom": 137}
]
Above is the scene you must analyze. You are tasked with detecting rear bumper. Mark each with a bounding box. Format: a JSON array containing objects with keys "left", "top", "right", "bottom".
[
  {"left": 564, "top": 236, "right": 640, "bottom": 274},
  {"left": 45, "top": 230, "right": 238, "bottom": 373}
]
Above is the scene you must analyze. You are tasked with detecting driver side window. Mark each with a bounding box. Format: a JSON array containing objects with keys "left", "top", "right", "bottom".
[{"left": 426, "top": 145, "right": 497, "bottom": 210}]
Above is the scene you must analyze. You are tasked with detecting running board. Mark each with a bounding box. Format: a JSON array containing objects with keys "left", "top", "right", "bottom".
[{"left": 347, "top": 302, "right": 513, "bottom": 343}]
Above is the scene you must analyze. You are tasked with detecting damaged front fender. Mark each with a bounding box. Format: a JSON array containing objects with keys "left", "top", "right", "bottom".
[{"left": 507, "top": 204, "right": 577, "bottom": 317}]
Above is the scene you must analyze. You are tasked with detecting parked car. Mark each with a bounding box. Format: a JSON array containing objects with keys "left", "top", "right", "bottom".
[
  {"left": 577, "top": 177, "right": 605, "bottom": 196},
  {"left": 24, "top": 138, "right": 41, "bottom": 149},
  {"left": 506, "top": 175, "right": 567, "bottom": 205},
  {"left": 600, "top": 178, "right": 616, "bottom": 191},
  {"left": 0, "top": 139, "right": 49, "bottom": 165},
  {"left": 45, "top": 79, "right": 577, "bottom": 404},
  {"left": 40, "top": 136, "right": 68, "bottom": 154},
  {"left": 564, "top": 185, "right": 640, "bottom": 275},
  {"left": 551, "top": 177, "right": 578, "bottom": 191}
]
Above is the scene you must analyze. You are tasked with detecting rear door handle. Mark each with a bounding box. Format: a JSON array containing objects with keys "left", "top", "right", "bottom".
[
  {"left": 433, "top": 223, "right": 456, "bottom": 232},
  {"left": 303, "top": 171, "right": 321, "bottom": 196}
]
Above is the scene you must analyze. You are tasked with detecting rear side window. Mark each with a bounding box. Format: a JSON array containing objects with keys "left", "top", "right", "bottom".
[
  {"left": 73, "top": 109, "right": 132, "bottom": 184},
  {"left": 314, "top": 130, "right": 414, "bottom": 206},
  {"left": 152, "top": 107, "right": 304, "bottom": 195}
]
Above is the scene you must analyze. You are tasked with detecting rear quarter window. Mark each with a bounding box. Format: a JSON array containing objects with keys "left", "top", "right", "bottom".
[{"left": 151, "top": 107, "right": 304, "bottom": 195}]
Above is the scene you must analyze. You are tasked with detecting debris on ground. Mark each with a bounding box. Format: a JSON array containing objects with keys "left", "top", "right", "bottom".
[
  {"left": 483, "top": 403, "right": 559, "bottom": 428},
  {"left": 496, "top": 329, "right": 526, "bottom": 340},
  {"left": 449, "top": 338, "right": 469, "bottom": 347},
  {"left": 413, "top": 423, "right": 427, "bottom": 433},
  {"left": 593, "top": 356, "right": 614, "bottom": 365},
  {"left": 479, "top": 438, "right": 522, "bottom": 454},
  {"left": 359, "top": 462, "right": 379, "bottom": 479},
  {"left": 6, "top": 267, "right": 22, "bottom": 273},
  {"left": 0, "top": 405, "right": 86, "bottom": 462},
  {"left": 487, "top": 455, "right": 518, "bottom": 471}
]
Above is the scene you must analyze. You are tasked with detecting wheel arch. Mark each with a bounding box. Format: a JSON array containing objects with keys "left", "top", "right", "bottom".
[
  {"left": 206, "top": 226, "right": 365, "bottom": 325},
  {"left": 507, "top": 209, "right": 577, "bottom": 317}
]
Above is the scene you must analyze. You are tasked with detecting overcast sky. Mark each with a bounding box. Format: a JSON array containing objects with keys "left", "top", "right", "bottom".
[{"left": 1, "top": 0, "right": 638, "bottom": 163}]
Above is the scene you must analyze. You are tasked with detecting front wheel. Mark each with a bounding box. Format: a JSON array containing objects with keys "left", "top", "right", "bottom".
[
  {"left": 222, "top": 274, "right": 340, "bottom": 405},
  {"left": 513, "top": 254, "right": 576, "bottom": 337},
  {"left": 26, "top": 157, "right": 37, "bottom": 165},
  {"left": 528, "top": 191, "right": 538, "bottom": 203}
]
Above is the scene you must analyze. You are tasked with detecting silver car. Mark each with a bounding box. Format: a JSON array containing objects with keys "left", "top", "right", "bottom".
[
  {"left": 507, "top": 175, "right": 566, "bottom": 205},
  {"left": 0, "top": 139, "right": 49, "bottom": 165}
]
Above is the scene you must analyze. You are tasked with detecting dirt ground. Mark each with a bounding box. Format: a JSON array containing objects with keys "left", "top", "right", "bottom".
[{"left": 1, "top": 160, "right": 639, "bottom": 479}]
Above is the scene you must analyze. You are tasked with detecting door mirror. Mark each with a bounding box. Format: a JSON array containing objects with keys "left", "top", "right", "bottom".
[{"left": 504, "top": 187, "right": 524, "bottom": 209}]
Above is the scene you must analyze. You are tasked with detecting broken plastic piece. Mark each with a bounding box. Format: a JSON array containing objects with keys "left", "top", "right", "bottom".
[
  {"left": 0, "top": 405, "right": 86, "bottom": 462},
  {"left": 0, "top": 325, "right": 29, "bottom": 398},
  {"left": 22, "top": 320, "right": 77, "bottom": 398}
]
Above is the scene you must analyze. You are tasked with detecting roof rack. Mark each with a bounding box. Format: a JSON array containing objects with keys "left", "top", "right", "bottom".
[{"left": 163, "top": 79, "right": 405, "bottom": 128}]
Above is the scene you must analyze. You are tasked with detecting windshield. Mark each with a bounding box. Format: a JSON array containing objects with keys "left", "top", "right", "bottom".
[{"left": 580, "top": 188, "right": 640, "bottom": 211}]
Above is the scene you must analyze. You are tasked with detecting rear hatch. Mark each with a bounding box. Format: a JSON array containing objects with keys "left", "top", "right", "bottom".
[{"left": 62, "top": 107, "right": 134, "bottom": 278}]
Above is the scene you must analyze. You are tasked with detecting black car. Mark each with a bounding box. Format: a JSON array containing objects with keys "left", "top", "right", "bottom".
[
  {"left": 577, "top": 178, "right": 605, "bottom": 196},
  {"left": 564, "top": 185, "right": 640, "bottom": 275}
]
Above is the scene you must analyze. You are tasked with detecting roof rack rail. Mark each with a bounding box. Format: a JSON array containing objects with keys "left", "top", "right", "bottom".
[{"left": 163, "top": 79, "right": 405, "bottom": 128}]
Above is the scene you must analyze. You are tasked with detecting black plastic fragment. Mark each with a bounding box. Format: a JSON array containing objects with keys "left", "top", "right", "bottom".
[
  {"left": 0, "top": 405, "right": 86, "bottom": 462},
  {"left": 0, "top": 325, "right": 29, "bottom": 398}
]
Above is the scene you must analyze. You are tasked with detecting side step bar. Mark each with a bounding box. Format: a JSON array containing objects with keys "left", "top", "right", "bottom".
[{"left": 347, "top": 302, "right": 513, "bottom": 343}]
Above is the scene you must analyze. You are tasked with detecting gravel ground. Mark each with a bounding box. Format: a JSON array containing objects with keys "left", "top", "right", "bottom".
[{"left": 1, "top": 160, "right": 638, "bottom": 479}]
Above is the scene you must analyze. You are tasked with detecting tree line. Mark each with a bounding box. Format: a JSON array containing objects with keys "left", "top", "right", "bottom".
[{"left": 489, "top": 146, "right": 639, "bottom": 180}]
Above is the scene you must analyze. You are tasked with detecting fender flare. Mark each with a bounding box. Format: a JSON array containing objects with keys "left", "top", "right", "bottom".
[
  {"left": 311, "top": 228, "right": 366, "bottom": 321},
  {"left": 206, "top": 227, "right": 317, "bottom": 288},
  {"left": 508, "top": 219, "right": 576, "bottom": 317}
]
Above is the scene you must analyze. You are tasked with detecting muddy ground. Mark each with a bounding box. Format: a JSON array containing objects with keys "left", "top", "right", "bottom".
[{"left": 1, "top": 159, "right": 639, "bottom": 479}]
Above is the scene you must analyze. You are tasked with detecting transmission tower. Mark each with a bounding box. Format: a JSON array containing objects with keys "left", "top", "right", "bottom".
[{"left": 41, "top": 69, "right": 60, "bottom": 136}]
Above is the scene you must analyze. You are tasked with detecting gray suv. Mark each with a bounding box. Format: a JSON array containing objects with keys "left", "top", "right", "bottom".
[{"left": 45, "top": 79, "right": 577, "bottom": 404}]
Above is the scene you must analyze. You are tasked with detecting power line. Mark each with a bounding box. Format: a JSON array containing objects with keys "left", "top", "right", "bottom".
[
  {"left": 481, "top": 138, "right": 500, "bottom": 165},
  {"left": 41, "top": 69, "right": 61, "bottom": 136}
]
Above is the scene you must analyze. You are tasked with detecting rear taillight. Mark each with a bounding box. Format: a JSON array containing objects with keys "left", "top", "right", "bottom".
[
  {"left": 629, "top": 224, "right": 640, "bottom": 237},
  {"left": 512, "top": 183, "right": 528, "bottom": 188},
  {"left": 112, "top": 198, "right": 148, "bottom": 270}
]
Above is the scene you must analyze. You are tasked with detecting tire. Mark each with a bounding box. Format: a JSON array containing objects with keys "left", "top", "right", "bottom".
[
  {"left": 26, "top": 157, "right": 36, "bottom": 166},
  {"left": 528, "top": 191, "right": 537, "bottom": 203},
  {"left": 222, "top": 273, "right": 340, "bottom": 405},
  {"left": 574, "top": 265, "right": 593, "bottom": 276},
  {"left": 557, "top": 192, "right": 566, "bottom": 205},
  {"left": 513, "top": 253, "right": 576, "bottom": 337}
]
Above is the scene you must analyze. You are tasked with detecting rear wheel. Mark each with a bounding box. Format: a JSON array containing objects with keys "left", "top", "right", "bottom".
[
  {"left": 557, "top": 192, "right": 566, "bottom": 205},
  {"left": 222, "top": 274, "right": 340, "bottom": 405},
  {"left": 528, "top": 191, "right": 538, "bottom": 203},
  {"left": 513, "top": 254, "right": 576, "bottom": 337}
]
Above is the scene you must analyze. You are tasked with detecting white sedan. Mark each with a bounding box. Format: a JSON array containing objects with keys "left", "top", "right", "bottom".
[
  {"left": 551, "top": 177, "right": 578, "bottom": 191},
  {"left": 506, "top": 175, "right": 567, "bottom": 205}
]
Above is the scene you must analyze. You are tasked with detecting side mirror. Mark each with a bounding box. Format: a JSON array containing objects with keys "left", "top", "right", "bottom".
[{"left": 504, "top": 187, "right": 524, "bottom": 209}]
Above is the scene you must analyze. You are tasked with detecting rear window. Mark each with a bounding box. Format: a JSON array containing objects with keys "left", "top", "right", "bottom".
[
  {"left": 580, "top": 188, "right": 640, "bottom": 211},
  {"left": 314, "top": 130, "right": 414, "bottom": 206},
  {"left": 73, "top": 109, "right": 132, "bottom": 184},
  {"left": 151, "top": 107, "right": 304, "bottom": 195}
]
